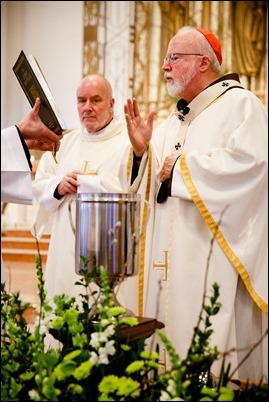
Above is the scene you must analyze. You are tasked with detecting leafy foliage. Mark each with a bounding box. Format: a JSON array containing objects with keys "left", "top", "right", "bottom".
[{"left": 1, "top": 255, "right": 267, "bottom": 401}]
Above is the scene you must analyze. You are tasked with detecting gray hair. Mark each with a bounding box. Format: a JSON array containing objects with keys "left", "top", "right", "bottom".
[{"left": 177, "top": 26, "right": 221, "bottom": 73}]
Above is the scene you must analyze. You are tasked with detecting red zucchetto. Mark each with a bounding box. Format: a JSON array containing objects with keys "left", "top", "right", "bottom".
[{"left": 196, "top": 27, "right": 222, "bottom": 65}]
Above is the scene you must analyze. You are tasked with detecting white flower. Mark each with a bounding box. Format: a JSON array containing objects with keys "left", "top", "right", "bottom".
[
  {"left": 160, "top": 379, "right": 184, "bottom": 401},
  {"left": 103, "top": 340, "right": 116, "bottom": 356},
  {"left": 160, "top": 391, "right": 184, "bottom": 401},
  {"left": 38, "top": 315, "right": 53, "bottom": 335},
  {"left": 89, "top": 351, "right": 99, "bottom": 365},
  {"left": 90, "top": 332, "right": 100, "bottom": 348},
  {"left": 36, "top": 312, "right": 55, "bottom": 335},
  {"left": 100, "top": 318, "right": 109, "bottom": 327},
  {"left": 104, "top": 324, "right": 115, "bottom": 337},
  {"left": 90, "top": 331, "right": 108, "bottom": 348},
  {"left": 28, "top": 389, "right": 40, "bottom": 401},
  {"left": 97, "top": 340, "right": 116, "bottom": 365},
  {"left": 97, "top": 351, "right": 109, "bottom": 365},
  {"left": 159, "top": 391, "right": 171, "bottom": 401}
]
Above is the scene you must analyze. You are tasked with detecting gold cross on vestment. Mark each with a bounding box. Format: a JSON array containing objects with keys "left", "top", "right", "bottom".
[
  {"left": 153, "top": 250, "right": 169, "bottom": 281},
  {"left": 82, "top": 160, "right": 90, "bottom": 173}
]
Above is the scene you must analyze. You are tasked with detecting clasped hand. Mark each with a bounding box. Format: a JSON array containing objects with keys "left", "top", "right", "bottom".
[
  {"left": 159, "top": 152, "right": 181, "bottom": 182},
  {"left": 57, "top": 171, "right": 81, "bottom": 196}
]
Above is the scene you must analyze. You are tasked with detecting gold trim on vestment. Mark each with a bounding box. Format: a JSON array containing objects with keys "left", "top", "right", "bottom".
[
  {"left": 180, "top": 154, "right": 268, "bottom": 315},
  {"left": 138, "top": 145, "right": 152, "bottom": 316},
  {"left": 126, "top": 148, "right": 133, "bottom": 182}
]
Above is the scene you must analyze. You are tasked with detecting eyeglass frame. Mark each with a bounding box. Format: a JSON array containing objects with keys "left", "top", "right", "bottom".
[{"left": 163, "top": 53, "right": 203, "bottom": 64}]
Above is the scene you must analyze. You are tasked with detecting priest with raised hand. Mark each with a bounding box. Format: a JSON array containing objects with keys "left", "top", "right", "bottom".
[{"left": 124, "top": 26, "right": 268, "bottom": 383}]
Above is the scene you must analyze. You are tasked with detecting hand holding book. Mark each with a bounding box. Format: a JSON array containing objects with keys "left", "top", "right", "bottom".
[
  {"left": 13, "top": 51, "right": 67, "bottom": 162},
  {"left": 17, "top": 97, "right": 62, "bottom": 152}
]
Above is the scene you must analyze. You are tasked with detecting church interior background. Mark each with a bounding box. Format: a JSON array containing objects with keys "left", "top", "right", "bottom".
[
  {"left": 1, "top": 2, "right": 268, "bottom": 392},
  {"left": 1, "top": 0, "right": 268, "bottom": 230},
  {"left": 83, "top": 0, "right": 268, "bottom": 122}
]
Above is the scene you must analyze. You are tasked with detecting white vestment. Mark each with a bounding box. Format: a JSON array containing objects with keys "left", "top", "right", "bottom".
[
  {"left": 1, "top": 126, "right": 33, "bottom": 204},
  {"left": 1, "top": 126, "right": 33, "bottom": 282},
  {"left": 126, "top": 77, "right": 268, "bottom": 382},
  {"left": 31, "top": 116, "right": 132, "bottom": 302}
]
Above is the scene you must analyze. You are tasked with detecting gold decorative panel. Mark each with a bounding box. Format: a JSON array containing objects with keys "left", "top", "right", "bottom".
[
  {"left": 83, "top": 1, "right": 268, "bottom": 115},
  {"left": 83, "top": 1, "right": 100, "bottom": 75}
]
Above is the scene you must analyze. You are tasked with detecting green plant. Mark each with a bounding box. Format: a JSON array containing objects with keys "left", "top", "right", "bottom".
[{"left": 1, "top": 254, "right": 268, "bottom": 401}]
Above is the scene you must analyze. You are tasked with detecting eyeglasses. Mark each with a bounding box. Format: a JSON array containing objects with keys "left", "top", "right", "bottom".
[{"left": 163, "top": 53, "right": 203, "bottom": 64}]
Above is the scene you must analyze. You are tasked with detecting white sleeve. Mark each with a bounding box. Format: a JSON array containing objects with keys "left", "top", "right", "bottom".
[{"left": 1, "top": 126, "right": 33, "bottom": 204}]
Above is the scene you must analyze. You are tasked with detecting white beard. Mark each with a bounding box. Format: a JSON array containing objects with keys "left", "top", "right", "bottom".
[{"left": 166, "top": 62, "right": 196, "bottom": 97}]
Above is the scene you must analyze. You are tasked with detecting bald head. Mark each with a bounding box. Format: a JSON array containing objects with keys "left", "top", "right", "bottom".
[
  {"left": 77, "top": 74, "right": 115, "bottom": 133},
  {"left": 77, "top": 74, "right": 113, "bottom": 98}
]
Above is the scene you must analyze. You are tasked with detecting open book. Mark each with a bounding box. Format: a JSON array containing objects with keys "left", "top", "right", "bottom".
[{"left": 13, "top": 50, "right": 67, "bottom": 135}]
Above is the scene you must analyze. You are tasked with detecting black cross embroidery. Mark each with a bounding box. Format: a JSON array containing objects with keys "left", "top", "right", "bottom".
[
  {"left": 175, "top": 142, "right": 181, "bottom": 150},
  {"left": 182, "top": 106, "right": 190, "bottom": 115},
  {"left": 222, "top": 82, "right": 229, "bottom": 87},
  {"left": 178, "top": 115, "right": 185, "bottom": 121}
]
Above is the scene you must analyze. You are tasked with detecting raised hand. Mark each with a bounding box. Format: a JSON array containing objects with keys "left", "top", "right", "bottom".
[{"left": 124, "top": 98, "right": 155, "bottom": 156}]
